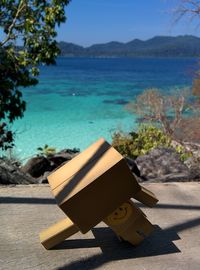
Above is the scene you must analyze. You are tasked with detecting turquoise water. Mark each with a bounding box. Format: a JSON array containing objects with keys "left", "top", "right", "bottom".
[{"left": 12, "top": 57, "right": 198, "bottom": 161}]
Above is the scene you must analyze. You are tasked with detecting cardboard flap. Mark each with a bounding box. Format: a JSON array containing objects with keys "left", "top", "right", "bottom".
[
  {"left": 133, "top": 186, "right": 158, "bottom": 207},
  {"left": 48, "top": 138, "right": 111, "bottom": 190},
  {"left": 50, "top": 146, "right": 124, "bottom": 204}
]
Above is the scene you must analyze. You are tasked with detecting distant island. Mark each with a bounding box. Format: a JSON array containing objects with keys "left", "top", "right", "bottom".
[{"left": 58, "top": 35, "right": 200, "bottom": 57}]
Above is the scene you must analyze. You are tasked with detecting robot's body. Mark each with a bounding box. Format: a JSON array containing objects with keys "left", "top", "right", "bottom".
[{"left": 40, "top": 138, "right": 158, "bottom": 249}]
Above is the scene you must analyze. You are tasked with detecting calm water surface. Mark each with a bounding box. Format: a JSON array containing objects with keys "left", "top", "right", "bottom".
[{"left": 12, "top": 57, "right": 198, "bottom": 160}]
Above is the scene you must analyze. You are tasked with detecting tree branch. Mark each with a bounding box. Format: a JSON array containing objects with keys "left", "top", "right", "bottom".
[
  {"left": 0, "top": 0, "right": 26, "bottom": 46},
  {"left": 175, "top": 0, "right": 200, "bottom": 23},
  {"left": 172, "top": 96, "right": 185, "bottom": 130}
]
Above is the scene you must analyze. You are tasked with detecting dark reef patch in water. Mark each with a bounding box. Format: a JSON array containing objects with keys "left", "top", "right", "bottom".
[
  {"left": 42, "top": 106, "right": 55, "bottom": 111},
  {"left": 58, "top": 92, "right": 89, "bottom": 97},
  {"left": 96, "top": 90, "right": 135, "bottom": 98},
  {"left": 103, "top": 99, "right": 129, "bottom": 105},
  {"left": 57, "top": 88, "right": 90, "bottom": 97},
  {"left": 35, "top": 89, "right": 54, "bottom": 95}
]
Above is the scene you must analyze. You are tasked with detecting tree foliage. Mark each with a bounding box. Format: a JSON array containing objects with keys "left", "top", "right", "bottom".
[{"left": 0, "top": 0, "right": 70, "bottom": 150}]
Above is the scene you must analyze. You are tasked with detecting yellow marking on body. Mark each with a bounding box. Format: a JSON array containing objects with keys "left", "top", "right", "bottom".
[{"left": 105, "top": 202, "right": 133, "bottom": 225}]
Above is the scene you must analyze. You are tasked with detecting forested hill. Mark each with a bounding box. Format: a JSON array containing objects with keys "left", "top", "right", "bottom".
[{"left": 58, "top": 35, "right": 200, "bottom": 57}]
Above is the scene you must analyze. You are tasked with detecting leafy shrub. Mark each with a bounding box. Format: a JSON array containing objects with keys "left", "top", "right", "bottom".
[
  {"left": 112, "top": 131, "right": 137, "bottom": 159},
  {"left": 112, "top": 125, "right": 171, "bottom": 159},
  {"left": 175, "top": 144, "right": 193, "bottom": 161},
  {"left": 37, "top": 144, "right": 56, "bottom": 157}
]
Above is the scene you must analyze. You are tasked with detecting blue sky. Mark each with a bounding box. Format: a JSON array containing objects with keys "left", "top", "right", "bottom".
[
  {"left": 0, "top": 0, "right": 199, "bottom": 47},
  {"left": 56, "top": 0, "right": 200, "bottom": 46}
]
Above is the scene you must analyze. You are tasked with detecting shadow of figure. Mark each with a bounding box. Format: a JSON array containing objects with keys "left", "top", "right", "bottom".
[
  {"left": 54, "top": 216, "right": 200, "bottom": 269},
  {"left": 54, "top": 224, "right": 182, "bottom": 270}
]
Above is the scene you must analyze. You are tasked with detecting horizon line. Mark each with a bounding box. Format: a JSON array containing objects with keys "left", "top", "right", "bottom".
[{"left": 56, "top": 34, "right": 200, "bottom": 48}]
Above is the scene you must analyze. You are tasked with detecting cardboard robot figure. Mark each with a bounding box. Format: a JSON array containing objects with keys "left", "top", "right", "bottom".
[{"left": 40, "top": 138, "right": 158, "bottom": 249}]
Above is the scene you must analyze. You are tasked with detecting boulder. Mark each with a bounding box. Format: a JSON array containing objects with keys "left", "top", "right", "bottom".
[
  {"left": 184, "top": 156, "right": 200, "bottom": 180},
  {"left": 135, "top": 147, "right": 192, "bottom": 182},
  {"left": 20, "top": 148, "right": 80, "bottom": 183},
  {"left": 0, "top": 158, "right": 37, "bottom": 185},
  {"left": 125, "top": 157, "right": 141, "bottom": 177},
  {"left": 37, "top": 171, "right": 51, "bottom": 184},
  {"left": 47, "top": 148, "right": 79, "bottom": 169},
  {"left": 20, "top": 156, "right": 51, "bottom": 178}
]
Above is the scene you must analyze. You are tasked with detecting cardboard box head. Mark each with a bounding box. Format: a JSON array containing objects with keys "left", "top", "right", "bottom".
[{"left": 48, "top": 138, "right": 141, "bottom": 233}]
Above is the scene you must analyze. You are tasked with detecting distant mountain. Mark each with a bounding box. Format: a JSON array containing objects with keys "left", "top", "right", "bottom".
[
  {"left": 58, "top": 35, "right": 200, "bottom": 57},
  {"left": 58, "top": 41, "right": 85, "bottom": 56}
]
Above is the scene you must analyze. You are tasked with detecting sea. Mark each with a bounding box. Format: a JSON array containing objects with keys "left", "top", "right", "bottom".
[{"left": 11, "top": 57, "right": 198, "bottom": 161}]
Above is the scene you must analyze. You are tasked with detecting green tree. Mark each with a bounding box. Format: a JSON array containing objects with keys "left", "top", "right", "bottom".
[{"left": 0, "top": 0, "right": 70, "bottom": 150}]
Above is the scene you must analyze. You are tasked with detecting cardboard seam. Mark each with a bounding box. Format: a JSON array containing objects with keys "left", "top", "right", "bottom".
[
  {"left": 57, "top": 158, "right": 126, "bottom": 207},
  {"left": 51, "top": 144, "right": 112, "bottom": 191}
]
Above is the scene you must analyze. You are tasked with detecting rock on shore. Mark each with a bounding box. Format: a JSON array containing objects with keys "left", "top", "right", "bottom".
[
  {"left": 0, "top": 159, "right": 37, "bottom": 185},
  {"left": 20, "top": 148, "right": 80, "bottom": 184},
  {"left": 1, "top": 146, "right": 200, "bottom": 185},
  {"left": 135, "top": 147, "right": 199, "bottom": 182}
]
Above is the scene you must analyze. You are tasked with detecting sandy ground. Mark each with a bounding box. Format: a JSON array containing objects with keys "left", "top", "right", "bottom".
[{"left": 0, "top": 182, "right": 200, "bottom": 270}]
